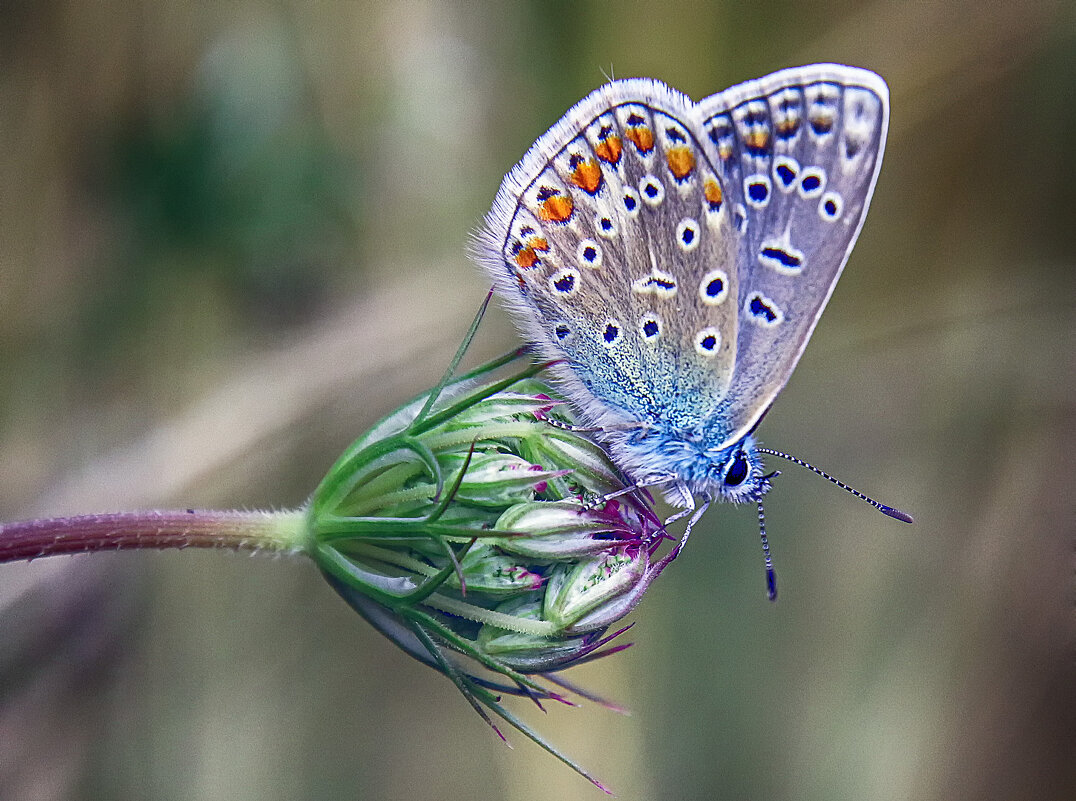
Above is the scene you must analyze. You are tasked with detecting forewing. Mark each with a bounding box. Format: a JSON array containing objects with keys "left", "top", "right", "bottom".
[
  {"left": 474, "top": 79, "right": 741, "bottom": 432},
  {"left": 695, "top": 64, "right": 889, "bottom": 446}
]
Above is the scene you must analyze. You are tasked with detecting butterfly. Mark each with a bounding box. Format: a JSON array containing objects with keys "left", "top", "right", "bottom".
[{"left": 473, "top": 64, "right": 911, "bottom": 597}]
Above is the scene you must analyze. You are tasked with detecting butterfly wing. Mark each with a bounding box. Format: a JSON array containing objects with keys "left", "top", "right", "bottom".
[
  {"left": 695, "top": 64, "right": 889, "bottom": 447},
  {"left": 474, "top": 79, "right": 742, "bottom": 434}
]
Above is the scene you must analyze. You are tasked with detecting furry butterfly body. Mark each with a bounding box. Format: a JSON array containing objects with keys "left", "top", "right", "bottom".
[{"left": 474, "top": 65, "right": 889, "bottom": 513}]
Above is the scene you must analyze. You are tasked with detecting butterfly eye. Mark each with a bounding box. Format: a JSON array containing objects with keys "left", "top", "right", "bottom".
[{"left": 724, "top": 451, "right": 750, "bottom": 487}]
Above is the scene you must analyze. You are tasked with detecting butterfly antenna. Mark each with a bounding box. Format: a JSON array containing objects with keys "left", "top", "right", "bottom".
[
  {"left": 756, "top": 500, "right": 778, "bottom": 602},
  {"left": 757, "top": 447, "right": 914, "bottom": 523},
  {"left": 541, "top": 417, "right": 603, "bottom": 434}
]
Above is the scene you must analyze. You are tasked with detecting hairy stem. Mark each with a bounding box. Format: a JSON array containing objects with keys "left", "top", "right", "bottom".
[{"left": 0, "top": 509, "right": 308, "bottom": 564}]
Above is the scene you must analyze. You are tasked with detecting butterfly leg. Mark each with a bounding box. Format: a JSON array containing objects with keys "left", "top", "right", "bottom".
[
  {"left": 661, "top": 502, "right": 695, "bottom": 529},
  {"left": 664, "top": 498, "right": 710, "bottom": 562},
  {"left": 580, "top": 474, "right": 677, "bottom": 510},
  {"left": 645, "top": 496, "right": 709, "bottom": 575}
]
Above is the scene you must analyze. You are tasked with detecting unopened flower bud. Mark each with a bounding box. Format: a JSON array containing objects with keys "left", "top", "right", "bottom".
[
  {"left": 542, "top": 546, "right": 647, "bottom": 631},
  {"left": 305, "top": 354, "right": 679, "bottom": 787}
]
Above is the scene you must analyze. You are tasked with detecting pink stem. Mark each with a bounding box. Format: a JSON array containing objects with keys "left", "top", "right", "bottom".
[{"left": 0, "top": 509, "right": 306, "bottom": 564}]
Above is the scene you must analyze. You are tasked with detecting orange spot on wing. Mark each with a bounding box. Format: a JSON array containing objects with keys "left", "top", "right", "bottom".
[
  {"left": 666, "top": 146, "right": 695, "bottom": 180},
  {"left": 595, "top": 135, "right": 622, "bottom": 164},
  {"left": 809, "top": 111, "right": 834, "bottom": 133},
  {"left": 570, "top": 158, "right": 603, "bottom": 194},
  {"left": 744, "top": 129, "right": 770, "bottom": 151},
  {"left": 775, "top": 117, "right": 800, "bottom": 137},
  {"left": 538, "top": 193, "right": 574, "bottom": 223},
  {"left": 513, "top": 236, "right": 550, "bottom": 269},
  {"left": 704, "top": 178, "right": 723, "bottom": 210},
  {"left": 626, "top": 125, "right": 655, "bottom": 154}
]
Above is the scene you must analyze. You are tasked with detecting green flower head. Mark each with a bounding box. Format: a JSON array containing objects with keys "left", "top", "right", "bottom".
[{"left": 305, "top": 349, "right": 678, "bottom": 790}]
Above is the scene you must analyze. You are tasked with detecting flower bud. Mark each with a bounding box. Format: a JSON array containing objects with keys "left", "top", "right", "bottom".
[
  {"left": 304, "top": 356, "right": 678, "bottom": 786},
  {"left": 437, "top": 452, "right": 568, "bottom": 508},
  {"left": 493, "top": 500, "right": 645, "bottom": 558},
  {"left": 542, "top": 546, "right": 647, "bottom": 631},
  {"left": 452, "top": 543, "right": 542, "bottom": 594}
]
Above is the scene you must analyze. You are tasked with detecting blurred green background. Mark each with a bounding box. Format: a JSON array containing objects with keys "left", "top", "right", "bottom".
[{"left": 1, "top": 1, "right": 1072, "bottom": 799}]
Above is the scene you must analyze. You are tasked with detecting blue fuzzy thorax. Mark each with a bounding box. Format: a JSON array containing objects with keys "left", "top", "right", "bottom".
[{"left": 602, "top": 426, "right": 772, "bottom": 508}]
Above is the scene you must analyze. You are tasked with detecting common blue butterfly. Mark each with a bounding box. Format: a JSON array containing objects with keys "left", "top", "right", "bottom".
[{"left": 473, "top": 65, "right": 911, "bottom": 597}]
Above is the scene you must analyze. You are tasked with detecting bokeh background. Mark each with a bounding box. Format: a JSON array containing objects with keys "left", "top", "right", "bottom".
[{"left": 1, "top": 1, "right": 1072, "bottom": 799}]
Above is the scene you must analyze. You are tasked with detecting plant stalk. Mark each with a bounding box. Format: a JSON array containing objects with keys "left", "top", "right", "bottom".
[{"left": 0, "top": 509, "right": 307, "bottom": 564}]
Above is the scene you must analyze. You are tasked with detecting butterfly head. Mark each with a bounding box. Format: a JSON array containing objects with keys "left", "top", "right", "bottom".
[
  {"left": 610, "top": 424, "right": 773, "bottom": 507},
  {"left": 704, "top": 435, "right": 773, "bottom": 505}
]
